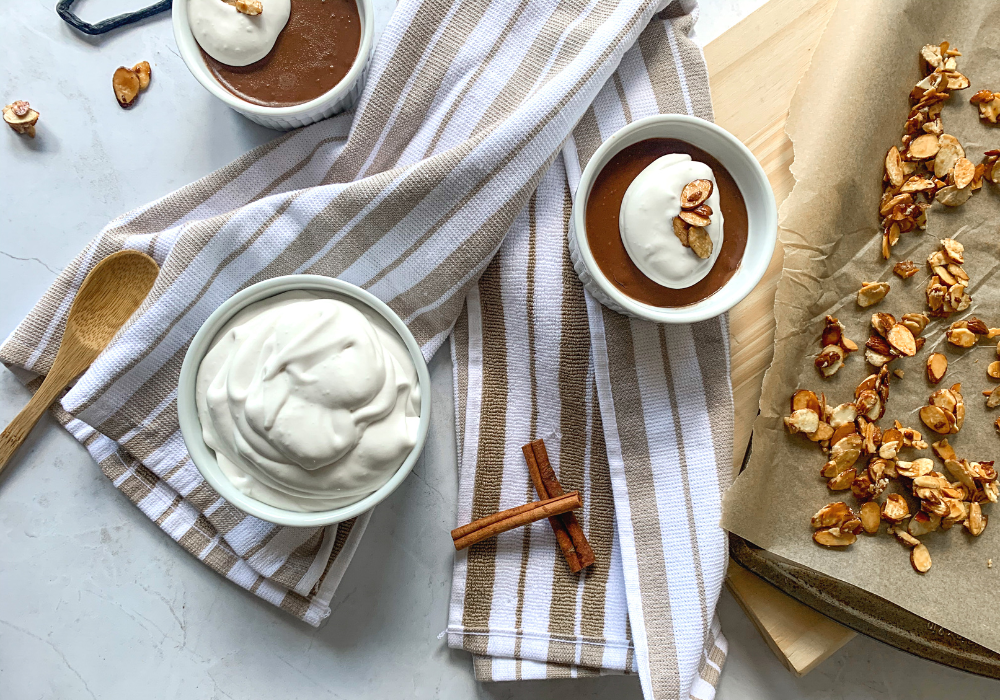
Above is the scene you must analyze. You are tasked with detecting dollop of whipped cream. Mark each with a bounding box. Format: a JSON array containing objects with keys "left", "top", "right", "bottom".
[
  {"left": 188, "top": 0, "right": 291, "bottom": 67},
  {"left": 196, "top": 291, "right": 421, "bottom": 512},
  {"left": 619, "top": 154, "right": 724, "bottom": 289}
]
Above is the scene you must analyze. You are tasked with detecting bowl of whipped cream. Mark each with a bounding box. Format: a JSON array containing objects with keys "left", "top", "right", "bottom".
[{"left": 177, "top": 276, "right": 430, "bottom": 527}]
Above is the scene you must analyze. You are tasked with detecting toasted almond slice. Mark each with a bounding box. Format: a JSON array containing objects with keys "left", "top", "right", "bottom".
[
  {"left": 881, "top": 494, "right": 910, "bottom": 523},
  {"left": 987, "top": 386, "right": 1000, "bottom": 409},
  {"left": 807, "top": 422, "right": 834, "bottom": 442},
  {"left": 880, "top": 193, "right": 913, "bottom": 217},
  {"left": 828, "top": 403, "right": 857, "bottom": 430},
  {"left": 680, "top": 180, "right": 713, "bottom": 209},
  {"left": 941, "top": 238, "right": 964, "bottom": 264},
  {"left": 859, "top": 501, "right": 880, "bottom": 533},
  {"left": 934, "top": 134, "right": 965, "bottom": 178},
  {"left": 896, "top": 458, "right": 934, "bottom": 479},
  {"left": 946, "top": 326, "right": 977, "bottom": 348},
  {"left": 113, "top": 66, "right": 141, "bottom": 108},
  {"left": 813, "top": 527, "right": 857, "bottom": 547},
  {"left": 132, "top": 61, "right": 151, "bottom": 90},
  {"left": 900, "top": 176, "right": 936, "bottom": 193},
  {"left": 901, "top": 313, "right": 929, "bottom": 336},
  {"left": 672, "top": 216, "right": 690, "bottom": 246},
  {"left": 936, "top": 184, "right": 973, "bottom": 206},
  {"left": 815, "top": 345, "right": 845, "bottom": 377},
  {"left": 967, "top": 317, "right": 989, "bottom": 335},
  {"left": 858, "top": 282, "right": 890, "bottom": 308},
  {"left": 885, "top": 146, "right": 905, "bottom": 187},
  {"left": 894, "top": 528, "right": 920, "bottom": 548},
  {"left": 871, "top": 312, "right": 896, "bottom": 336},
  {"left": 830, "top": 422, "right": 857, "bottom": 447},
  {"left": 810, "top": 501, "right": 857, "bottom": 529},
  {"left": 930, "top": 387, "right": 958, "bottom": 412},
  {"left": 954, "top": 157, "right": 975, "bottom": 189},
  {"left": 855, "top": 389, "right": 881, "bottom": 421},
  {"left": 784, "top": 408, "right": 819, "bottom": 434},
  {"left": 908, "top": 511, "right": 941, "bottom": 537},
  {"left": 966, "top": 501, "right": 987, "bottom": 536},
  {"left": 920, "top": 404, "right": 952, "bottom": 433},
  {"left": 931, "top": 438, "right": 957, "bottom": 462},
  {"left": 790, "top": 389, "right": 821, "bottom": 414},
  {"left": 679, "top": 210, "right": 711, "bottom": 228},
  {"left": 947, "top": 71, "right": 970, "bottom": 90},
  {"left": 926, "top": 353, "right": 948, "bottom": 384},
  {"left": 989, "top": 361, "right": 1000, "bottom": 379},
  {"left": 687, "top": 226, "right": 712, "bottom": 259},
  {"left": 893, "top": 260, "right": 919, "bottom": 278},
  {"left": 908, "top": 133, "right": 940, "bottom": 160},
  {"left": 910, "top": 543, "right": 932, "bottom": 573},
  {"left": 827, "top": 468, "right": 856, "bottom": 491},
  {"left": 886, "top": 324, "right": 916, "bottom": 356}
]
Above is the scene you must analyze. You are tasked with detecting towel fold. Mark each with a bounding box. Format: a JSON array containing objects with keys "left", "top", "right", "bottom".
[{"left": 1, "top": 0, "right": 730, "bottom": 697}]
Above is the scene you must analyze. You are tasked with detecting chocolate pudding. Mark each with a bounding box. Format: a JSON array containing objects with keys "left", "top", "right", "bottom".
[
  {"left": 586, "top": 138, "right": 749, "bottom": 308},
  {"left": 201, "top": 0, "right": 361, "bottom": 108}
]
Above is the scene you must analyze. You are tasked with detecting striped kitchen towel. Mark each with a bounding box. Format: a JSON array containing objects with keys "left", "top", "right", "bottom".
[
  {"left": 447, "top": 4, "right": 729, "bottom": 697},
  {"left": 0, "top": 0, "right": 730, "bottom": 697}
]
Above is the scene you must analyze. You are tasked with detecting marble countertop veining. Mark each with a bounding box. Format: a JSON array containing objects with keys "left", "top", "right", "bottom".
[{"left": 3, "top": 0, "right": 1000, "bottom": 698}]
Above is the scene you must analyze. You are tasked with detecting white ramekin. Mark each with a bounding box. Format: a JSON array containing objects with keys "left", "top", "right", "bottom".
[
  {"left": 177, "top": 275, "right": 431, "bottom": 528},
  {"left": 172, "top": 0, "right": 374, "bottom": 130},
  {"left": 569, "top": 114, "right": 777, "bottom": 324}
]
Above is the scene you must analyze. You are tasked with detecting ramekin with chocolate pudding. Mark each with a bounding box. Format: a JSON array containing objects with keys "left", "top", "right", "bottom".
[
  {"left": 173, "top": 0, "right": 374, "bottom": 130},
  {"left": 570, "top": 115, "right": 777, "bottom": 324}
]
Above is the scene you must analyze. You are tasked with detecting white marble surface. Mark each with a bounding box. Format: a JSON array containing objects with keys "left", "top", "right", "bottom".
[{"left": 3, "top": 1, "right": 1000, "bottom": 698}]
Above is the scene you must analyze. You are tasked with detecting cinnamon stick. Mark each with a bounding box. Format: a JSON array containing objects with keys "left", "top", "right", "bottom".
[
  {"left": 451, "top": 492, "right": 582, "bottom": 551},
  {"left": 522, "top": 443, "right": 582, "bottom": 572},
  {"left": 529, "top": 439, "right": 596, "bottom": 568}
]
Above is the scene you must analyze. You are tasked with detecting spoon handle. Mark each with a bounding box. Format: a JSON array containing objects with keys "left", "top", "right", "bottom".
[{"left": 0, "top": 367, "right": 77, "bottom": 476}]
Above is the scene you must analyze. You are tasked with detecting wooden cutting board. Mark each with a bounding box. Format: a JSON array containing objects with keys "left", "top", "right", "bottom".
[{"left": 703, "top": 0, "right": 855, "bottom": 675}]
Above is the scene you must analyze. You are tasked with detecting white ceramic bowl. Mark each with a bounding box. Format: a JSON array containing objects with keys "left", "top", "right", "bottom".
[
  {"left": 177, "top": 275, "right": 431, "bottom": 527},
  {"left": 569, "top": 114, "right": 777, "bottom": 324},
  {"left": 172, "top": 0, "right": 374, "bottom": 130}
]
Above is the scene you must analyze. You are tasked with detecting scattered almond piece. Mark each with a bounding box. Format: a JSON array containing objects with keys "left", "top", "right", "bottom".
[
  {"left": 970, "top": 89, "right": 1000, "bottom": 123},
  {"left": 947, "top": 326, "right": 977, "bottom": 348},
  {"left": 858, "top": 282, "right": 890, "bottom": 307},
  {"left": 910, "top": 543, "right": 932, "bottom": 573},
  {"left": 679, "top": 209, "right": 711, "bottom": 228},
  {"left": 132, "top": 61, "right": 151, "bottom": 90},
  {"left": 113, "top": 66, "right": 141, "bottom": 108},
  {"left": 893, "top": 260, "right": 919, "bottom": 278},
  {"left": 2, "top": 100, "right": 39, "bottom": 137},
  {"left": 927, "top": 353, "right": 948, "bottom": 384},
  {"left": 672, "top": 217, "right": 690, "bottom": 247},
  {"left": 953, "top": 157, "right": 975, "bottom": 189},
  {"left": 966, "top": 502, "right": 987, "bottom": 536},
  {"left": 987, "top": 386, "right": 1000, "bottom": 409}
]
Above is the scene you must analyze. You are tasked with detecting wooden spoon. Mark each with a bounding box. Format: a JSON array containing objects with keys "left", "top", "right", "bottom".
[{"left": 0, "top": 250, "right": 159, "bottom": 475}]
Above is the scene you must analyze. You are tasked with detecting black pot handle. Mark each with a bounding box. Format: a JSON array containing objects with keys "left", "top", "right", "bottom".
[{"left": 56, "top": 0, "right": 173, "bottom": 36}]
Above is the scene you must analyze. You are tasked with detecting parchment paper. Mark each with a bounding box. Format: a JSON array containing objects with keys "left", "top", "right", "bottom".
[{"left": 722, "top": 0, "right": 1000, "bottom": 653}]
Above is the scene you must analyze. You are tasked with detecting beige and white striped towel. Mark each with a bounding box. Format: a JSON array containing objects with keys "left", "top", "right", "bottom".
[{"left": 1, "top": 0, "right": 730, "bottom": 697}]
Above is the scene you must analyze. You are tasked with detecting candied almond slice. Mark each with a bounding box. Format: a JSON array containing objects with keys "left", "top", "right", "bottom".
[
  {"left": 859, "top": 501, "right": 881, "bottom": 533},
  {"left": 936, "top": 184, "right": 972, "bottom": 207},
  {"left": 987, "top": 386, "right": 1000, "bottom": 409},
  {"left": 946, "top": 326, "right": 977, "bottom": 348},
  {"left": 934, "top": 134, "right": 965, "bottom": 177},
  {"left": 810, "top": 501, "right": 857, "bottom": 529},
  {"left": 941, "top": 238, "right": 964, "bottom": 264},
  {"left": 887, "top": 324, "right": 916, "bottom": 356},
  {"left": 908, "top": 133, "right": 940, "bottom": 160},
  {"left": 812, "top": 527, "right": 856, "bottom": 547},
  {"left": 679, "top": 209, "right": 711, "bottom": 228},
  {"left": 954, "top": 157, "right": 975, "bottom": 189},
  {"left": 828, "top": 468, "right": 856, "bottom": 491},
  {"left": 927, "top": 353, "right": 948, "bottom": 384},
  {"left": 857, "top": 282, "right": 889, "bottom": 308},
  {"left": 784, "top": 408, "right": 819, "bottom": 434},
  {"left": 885, "top": 146, "right": 905, "bottom": 187},
  {"left": 882, "top": 494, "right": 910, "bottom": 523},
  {"left": 672, "top": 216, "right": 690, "bottom": 247},
  {"left": 910, "top": 543, "right": 932, "bottom": 573},
  {"left": 680, "top": 179, "right": 712, "bottom": 209},
  {"left": 687, "top": 226, "right": 712, "bottom": 259},
  {"left": 966, "top": 501, "right": 987, "bottom": 536},
  {"left": 988, "top": 361, "right": 1000, "bottom": 379},
  {"left": 113, "top": 66, "right": 141, "bottom": 108},
  {"left": 132, "top": 61, "right": 151, "bottom": 90},
  {"left": 920, "top": 404, "right": 952, "bottom": 433},
  {"left": 815, "top": 345, "right": 845, "bottom": 377},
  {"left": 893, "top": 260, "right": 919, "bottom": 278}
]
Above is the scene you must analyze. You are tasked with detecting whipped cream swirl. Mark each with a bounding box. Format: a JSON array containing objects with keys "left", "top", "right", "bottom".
[
  {"left": 188, "top": 0, "right": 291, "bottom": 67},
  {"left": 196, "top": 291, "right": 420, "bottom": 512},
  {"left": 619, "top": 153, "right": 724, "bottom": 289}
]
